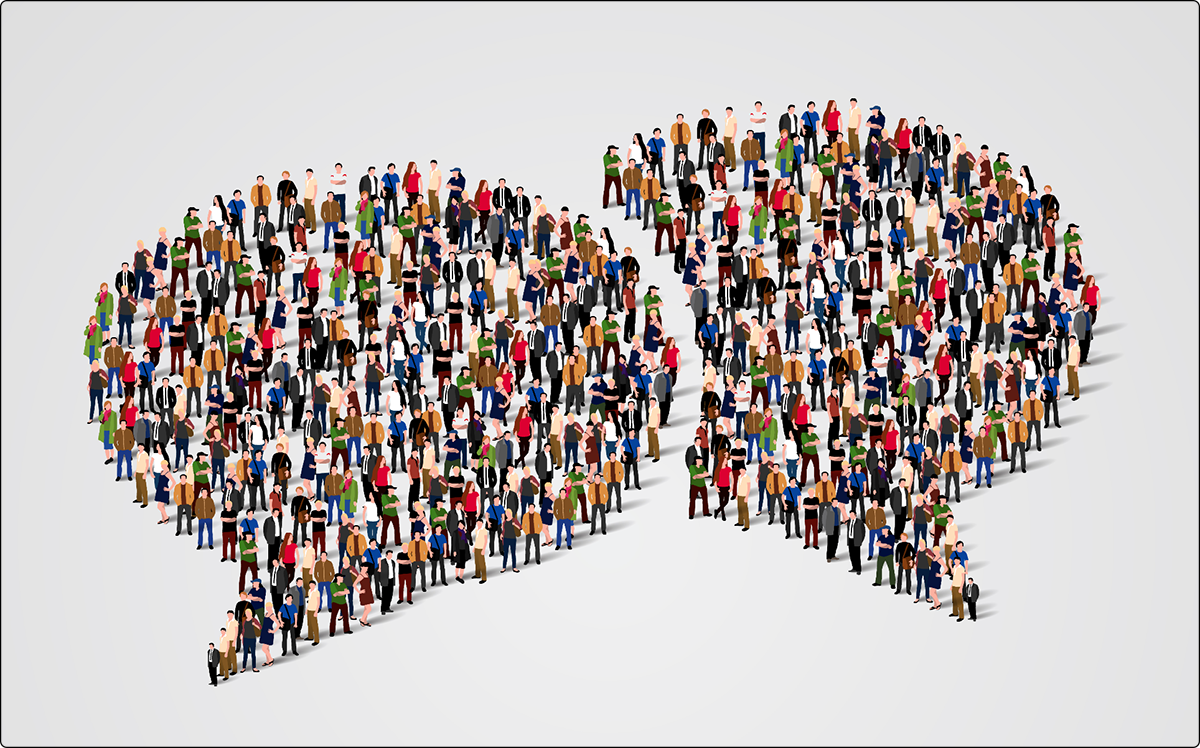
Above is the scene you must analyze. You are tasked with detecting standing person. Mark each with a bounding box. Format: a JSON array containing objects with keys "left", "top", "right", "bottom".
[
  {"left": 872, "top": 526, "right": 895, "bottom": 588},
  {"left": 964, "top": 576, "right": 980, "bottom": 621},
  {"left": 206, "top": 642, "right": 220, "bottom": 686}
]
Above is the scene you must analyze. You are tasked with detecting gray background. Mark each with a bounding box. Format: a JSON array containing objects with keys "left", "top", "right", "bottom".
[{"left": 2, "top": 2, "right": 1197, "bottom": 745}]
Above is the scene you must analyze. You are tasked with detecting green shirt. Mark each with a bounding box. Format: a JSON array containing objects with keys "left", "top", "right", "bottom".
[
  {"left": 849, "top": 445, "right": 867, "bottom": 467},
  {"left": 478, "top": 335, "right": 495, "bottom": 357},
  {"left": 655, "top": 201, "right": 674, "bottom": 225},
  {"left": 603, "top": 154, "right": 621, "bottom": 177},
  {"left": 227, "top": 330, "right": 245, "bottom": 354},
  {"left": 896, "top": 275, "right": 915, "bottom": 297},
  {"left": 964, "top": 195, "right": 983, "bottom": 218},
  {"left": 1021, "top": 257, "right": 1040, "bottom": 280},
  {"left": 546, "top": 256, "right": 564, "bottom": 280},
  {"left": 601, "top": 320, "right": 619, "bottom": 342},
  {"left": 817, "top": 153, "right": 835, "bottom": 176},
  {"left": 643, "top": 293, "right": 662, "bottom": 313},
  {"left": 170, "top": 245, "right": 189, "bottom": 269},
  {"left": 430, "top": 507, "right": 448, "bottom": 531},
  {"left": 1063, "top": 231, "right": 1082, "bottom": 252},
  {"left": 457, "top": 374, "right": 475, "bottom": 400},
  {"left": 233, "top": 260, "right": 254, "bottom": 286},
  {"left": 800, "top": 432, "right": 820, "bottom": 454},
  {"left": 382, "top": 492, "right": 400, "bottom": 517},
  {"left": 193, "top": 459, "right": 210, "bottom": 486},
  {"left": 749, "top": 364, "right": 767, "bottom": 388},
  {"left": 331, "top": 426, "right": 348, "bottom": 449},
  {"left": 993, "top": 161, "right": 1012, "bottom": 179},
  {"left": 573, "top": 222, "right": 593, "bottom": 241},
  {"left": 930, "top": 503, "right": 951, "bottom": 527},
  {"left": 239, "top": 539, "right": 257, "bottom": 563},
  {"left": 689, "top": 465, "right": 707, "bottom": 487},
  {"left": 184, "top": 215, "right": 202, "bottom": 239},
  {"left": 396, "top": 215, "right": 417, "bottom": 238},
  {"left": 331, "top": 581, "right": 348, "bottom": 604},
  {"left": 876, "top": 312, "right": 894, "bottom": 336}
]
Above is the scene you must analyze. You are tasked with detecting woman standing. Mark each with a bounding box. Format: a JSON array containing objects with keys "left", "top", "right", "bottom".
[
  {"left": 749, "top": 195, "right": 769, "bottom": 251},
  {"left": 280, "top": 533, "right": 298, "bottom": 584},
  {"left": 94, "top": 283, "right": 114, "bottom": 333},
  {"left": 328, "top": 257, "right": 349, "bottom": 312},
  {"left": 878, "top": 129, "right": 895, "bottom": 190},
  {"left": 1062, "top": 250, "right": 1083, "bottom": 308},
  {"left": 97, "top": 399, "right": 117, "bottom": 461},
  {"left": 662, "top": 337, "right": 680, "bottom": 386},
  {"left": 959, "top": 422, "right": 975, "bottom": 485},
  {"left": 709, "top": 180, "right": 728, "bottom": 239},
  {"left": 882, "top": 419, "right": 899, "bottom": 476},
  {"left": 355, "top": 564, "right": 374, "bottom": 625},
  {"left": 303, "top": 256, "right": 322, "bottom": 309},
  {"left": 895, "top": 119, "right": 912, "bottom": 181},
  {"left": 931, "top": 268, "right": 948, "bottom": 330},
  {"left": 627, "top": 133, "right": 647, "bottom": 171},
  {"left": 927, "top": 547, "right": 944, "bottom": 610},
  {"left": 209, "top": 195, "right": 229, "bottom": 235},
  {"left": 822, "top": 100, "right": 841, "bottom": 145},
  {"left": 84, "top": 315, "right": 104, "bottom": 362},
  {"left": 933, "top": 344, "right": 952, "bottom": 405},
  {"left": 258, "top": 605, "right": 277, "bottom": 667},
  {"left": 515, "top": 405, "right": 533, "bottom": 464},
  {"left": 354, "top": 191, "right": 374, "bottom": 240},
  {"left": 521, "top": 260, "right": 545, "bottom": 323},
  {"left": 724, "top": 194, "right": 741, "bottom": 246},
  {"left": 239, "top": 608, "right": 260, "bottom": 673},
  {"left": 402, "top": 162, "right": 420, "bottom": 207},
  {"left": 1042, "top": 216, "right": 1058, "bottom": 281},
  {"left": 474, "top": 180, "right": 492, "bottom": 242},
  {"left": 940, "top": 197, "right": 964, "bottom": 260}
]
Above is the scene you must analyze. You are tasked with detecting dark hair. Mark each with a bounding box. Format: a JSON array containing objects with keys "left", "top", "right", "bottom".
[
  {"left": 633, "top": 133, "right": 648, "bottom": 162},
  {"left": 213, "top": 195, "right": 229, "bottom": 224},
  {"left": 1020, "top": 165, "right": 1035, "bottom": 193}
]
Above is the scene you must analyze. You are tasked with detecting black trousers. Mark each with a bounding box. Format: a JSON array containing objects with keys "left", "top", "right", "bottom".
[
  {"left": 281, "top": 621, "right": 299, "bottom": 654},
  {"left": 783, "top": 506, "right": 801, "bottom": 537},
  {"left": 896, "top": 567, "right": 913, "bottom": 595},
  {"left": 590, "top": 504, "right": 607, "bottom": 534},
  {"left": 967, "top": 599, "right": 977, "bottom": 620},
  {"left": 381, "top": 583, "right": 394, "bottom": 612},
  {"left": 825, "top": 530, "right": 840, "bottom": 560},
  {"left": 849, "top": 543, "right": 862, "bottom": 572},
  {"left": 524, "top": 534, "right": 541, "bottom": 564},
  {"left": 209, "top": 663, "right": 218, "bottom": 685}
]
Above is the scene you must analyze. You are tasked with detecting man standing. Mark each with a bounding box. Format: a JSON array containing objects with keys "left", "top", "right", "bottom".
[
  {"left": 872, "top": 526, "right": 895, "bottom": 588},
  {"left": 602, "top": 145, "right": 624, "bottom": 209},
  {"left": 276, "top": 171, "right": 297, "bottom": 232},
  {"left": 206, "top": 642, "right": 220, "bottom": 686},
  {"left": 964, "top": 576, "right": 980, "bottom": 621},
  {"left": 670, "top": 113, "right": 691, "bottom": 179}
]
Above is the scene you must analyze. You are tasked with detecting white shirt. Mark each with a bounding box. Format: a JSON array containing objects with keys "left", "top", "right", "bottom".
[
  {"left": 830, "top": 239, "right": 847, "bottom": 261},
  {"left": 708, "top": 189, "right": 728, "bottom": 210},
  {"left": 207, "top": 206, "right": 225, "bottom": 226},
  {"left": 363, "top": 501, "right": 379, "bottom": 523},
  {"left": 411, "top": 303, "right": 427, "bottom": 323},
  {"left": 387, "top": 391, "right": 405, "bottom": 413},
  {"left": 749, "top": 108, "right": 767, "bottom": 129},
  {"left": 330, "top": 171, "right": 348, "bottom": 196}
]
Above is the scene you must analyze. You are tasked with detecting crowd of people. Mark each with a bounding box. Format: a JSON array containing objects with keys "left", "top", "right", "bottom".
[
  {"left": 660, "top": 99, "right": 1100, "bottom": 624},
  {"left": 85, "top": 159, "right": 682, "bottom": 686},
  {"left": 84, "top": 99, "right": 1101, "bottom": 686}
]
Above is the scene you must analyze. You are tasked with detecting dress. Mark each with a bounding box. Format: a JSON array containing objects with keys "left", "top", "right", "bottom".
[
  {"left": 300, "top": 451, "right": 317, "bottom": 481},
  {"left": 682, "top": 246, "right": 706, "bottom": 287},
  {"left": 941, "top": 210, "right": 962, "bottom": 241},
  {"left": 155, "top": 473, "right": 171, "bottom": 504},
  {"left": 540, "top": 495, "right": 554, "bottom": 525},
  {"left": 271, "top": 299, "right": 287, "bottom": 329},
  {"left": 644, "top": 324, "right": 662, "bottom": 353},
  {"left": 720, "top": 390, "right": 737, "bottom": 420},
  {"left": 983, "top": 193, "right": 1000, "bottom": 222},
  {"left": 153, "top": 240, "right": 170, "bottom": 271},
  {"left": 1063, "top": 261, "right": 1081, "bottom": 291},
  {"left": 960, "top": 433, "right": 974, "bottom": 465},
  {"left": 258, "top": 616, "right": 275, "bottom": 646},
  {"left": 358, "top": 575, "right": 374, "bottom": 606},
  {"left": 522, "top": 274, "right": 543, "bottom": 304},
  {"left": 928, "top": 560, "right": 943, "bottom": 590}
]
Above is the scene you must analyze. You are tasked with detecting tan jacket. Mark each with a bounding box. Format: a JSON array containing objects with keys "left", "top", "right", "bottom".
[
  {"left": 1007, "top": 419, "right": 1029, "bottom": 444},
  {"left": 1022, "top": 398, "right": 1044, "bottom": 422},
  {"left": 865, "top": 506, "right": 887, "bottom": 530},
  {"left": 407, "top": 539, "right": 429, "bottom": 562},
  {"left": 621, "top": 168, "right": 642, "bottom": 191},
  {"left": 640, "top": 177, "right": 662, "bottom": 202},
  {"left": 220, "top": 240, "right": 242, "bottom": 263},
  {"left": 941, "top": 449, "right": 963, "bottom": 473},
  {"left": 740, "top": 137, "right": 762, "bottom": 163},
  {"left": 207, "top": 314, "right": 229, "bottom": 338},
  {"left": 603, "top": 461, "right": 624, "bottom": 483},
  {"left": 670, "top": 122, "right": 691, "bottom": 145},
  {"left": 183, "top": 364, "right": 204, "bottom": 388},
  {"left": 521, "top": 512, "right": 543, "bottom": 535},
  {"left": 202, "top": 349, "right": 225, "bottom": 373},
  {"left": 250, "top": 183, "right": 272, "bottom": 207},
  {"left": 320, "top": 200, "right": 341, "bottom": 224},
  {"left": 314, "top": 559, "right": 336, "bottom": 583}
]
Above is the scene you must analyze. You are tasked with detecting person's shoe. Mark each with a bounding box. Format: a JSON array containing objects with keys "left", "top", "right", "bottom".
[
  {"left": 312, "top": 641, "right": 318, "bottom": 646},
  {"left": 175, "top": 531, "right": 181, "bottom": 536},
  {"left": 803, "top": 544, "right": 809, "bottom": 549},
  {"left": 872, "top": 582, "right": 881, "bottom": 587},
  {"left": 742, "top": 527, "right": 749, "bottom": 532},
  {"left": 196, "top": 545, "right": 202, "bottom": 550}
]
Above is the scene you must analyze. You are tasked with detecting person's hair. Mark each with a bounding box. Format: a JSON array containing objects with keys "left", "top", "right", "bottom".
[{"left": 1020, "top": 165, "right": 1035, "bottom": 193}]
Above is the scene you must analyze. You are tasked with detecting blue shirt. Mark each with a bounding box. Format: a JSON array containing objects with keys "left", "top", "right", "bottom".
[
  {"left": 621, "top": 438, "right": 640, "bottom": 458},
  {"left": 506, "top": 227, "right": 524, "bottom": 247},
  {"left": 1023, "top": 198, "right": 1041, "bottom": 219},
  {"left": 589, "top": 381, "right": 608, "bottom": 405},
  {"left": 1042, "top": 376, "right": 1059, "bottom": 397},
  {"left": 792, "top": 142, "right": 805, "bottom": 163},
  {"left": 279, "top": 603, "right": 297, "bottom": 624},
  {"left": 927, "top": 167, "right": 944, "bottom": 186},
  {"left": 240, "top": 518, "right": 259, "bottom": 536},
  {"left": 382, "top": 172, "right": 402, "bottom": 192},
  {"left": 447, "top": 174, "right": 466, "bottom": 197},
  {"left": 247, "top": 586, "right": 266, "bottom": 610},
  {"left": 634, "top": 373, "right": 653, "bottom": 394},
  {"left": 486, "top": 504, "right": 505, "bottom": 523},
  {"left": 647, "top": 137, "right": 666, "bottom": 158},
  {"left": 137, "top": 361, "right": 155, "bottom": 381},
  {"left": 801, "top": 110, "right": 821, "bottom": 131},
  {"left": 888, "top": 227, "right": 905, "bottom": 246},
  {"left": 877, "top": 534, "right": 894, "bottom": 556},
  {"left": 249, "top": 459, "right": 267, "bottom": 479},
  {"left": 810, "top": 359, "right": 827, "bottom": 380},
  {"left": 525, "top": 386, "right": 545, "bottom": 403},
  {"left": 947, "top": 324, "right": 965, "bottom": 342},
  {"left": 268, "top": 386, "right": 287, "bottom": 408},
  {"left": 227, "top": 198, "right": 246, "bottom": 220}
]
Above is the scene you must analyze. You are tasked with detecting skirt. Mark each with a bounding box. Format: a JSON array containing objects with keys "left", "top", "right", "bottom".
[{"left": 359, "top": 586, "right": 374, "bottom": 606}]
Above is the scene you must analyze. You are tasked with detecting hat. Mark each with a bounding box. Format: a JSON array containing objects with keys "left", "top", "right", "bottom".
[
  {"left": 870, "top": 105, "right": 880, "bottom": 111},
  {"left": 188, "top": 206, "right": 198, "bottom": 212},
  {"left": 881, "top": 525, "right": 891, "bottom": 531},
  {"left": 252, "top": 578, "right": 261, "bottom": 583},
  {"left": 451, "top": 167, "right": 461, "bottom": 172}
]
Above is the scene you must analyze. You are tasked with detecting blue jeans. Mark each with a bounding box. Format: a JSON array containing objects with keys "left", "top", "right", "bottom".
[
  {"left": 743, "top": 160, "right": 755, "bottom": 190},
  {"left": 242, "top": 641, "right": 257, "bottom": 670},
  {"left": 813, "top": 303, "right": 826, "bottom": 327},
  {"left": 625, "top": 190, "right": 641, "bottom": 218},
  {"left": 106, "top": 367, "right": 122, "bottom": 396},
  {"left": 840, "top": 222, "right": 855, "bottom": 253},
  {"left": 536, "top": 233, "right": 550, "bottom": 259},
  {"left": 117, "top": 315, "right": 134, "bottom": 345},
  {"left": 502, "top": 538, "right": 517, "bottom": 569},
  {"left": 785, "top": 321, "right": 801, "bottom": 350},
  {"left": 97, "top": 310, "right": 109, "bottom": 331},
  {"left": 545, "top": 325, "right": 559, "bottom": 348},
  {"left": 366, "top": 520, "right": 378, "bottom": 542},
  {"left": 984, "top": 380, "right": 999, "bottom": 410},
  {"left": 292, "top": 273, "right": 304, "bottom": 301},
  {"left": 556, "top": 519, "right": 573, "bottom": 547},
  {"left": 564, "top": 441, "right": 579, "bottom": 468},
  {"left": 333, "top": 287, "right": 342, "bottom": 307},
  {"left": 964, "top": 263, "right": 979, "bottom": 287},
  {"left": 735, "top": 411, "right": 747, "bottom": 439},
  {"left": 712, "top": 211, "right": 724, "bottom": 238},
  {"left": 754, "top": 131, "right": 767, "bottom": 159},
  {"left": 415, "top": 321, "right": 427, "bottom": 349},
  {"left": 879, "top": 158, "right": 893, "bottom": 188},
  {"left": 365, "top": 381, "right": 380, "bottom": 413},
  {"left": 314, "top": 403, "right": 328, "bottom": 433},
  {"left": 459, "top": 221, "right": 473, "bottom": 251},
  {"left": 868, "top": 528, "right": 882, "bottom": 558},
  {"left": 480, "top": 386, "right": 495, "bottom": 414},
  {"left": 747, "top": 434, "right": 761, "bottom": 462},
  {"left": 976, "top": 456, "right": 993, "bottom": 485},
  {"left": 913, "top": 523, "right": 928, "bottom": 546},
  {"left": 206, "top": 250, "right": 222, "bottom": 271},
  {"left": 915, "top": 568, "right": 927, "bottom": 599},
  {"left": 834, "top": 259, "right": 847, "bottom": 286},
  {"left": 900, "top": 324, "right": 916, "bottom": 354},
  {"left": 915, "top": 277, "right": 929, "bottom": 304},
  {"left": 116, "top": 450, "right": 133, "bottom": 478},
  {"left": 197, "top": 518, "right": 213, "bottom": 546},
  {"left": 940, "top": 433, "right": 955, "bottom": 454},
  {"left": 175, "top": 441, "right": 189, "bottom": 467},
  {"left": 767, "top": 375, "right": 782, "bottom": 403},
  {"left": 89, "top": 389, "right": 104, "bottom": 420},
  {"left": 348, "top": 437, "right": 362, "bottom": 466},
  {"left": 324, "top": 221, "right": 337, "bottom": 249},
  {"left": 318, "top": 582, "right": 332, "bottom": 611},
  {"left": 315, "top": 474, "right": 326, "bottom": 503},
  {"left": 956, "top": 170, "right": 971, "bottom": 196},
  {"left": 334, "top": 194, "right": 346, "bottom": 220},
  {"left": 159, "top": 316, "right": 174, "bottom": 332},
  {"left": 786, "top": 459, "right": 797, "bottom": 480}
]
